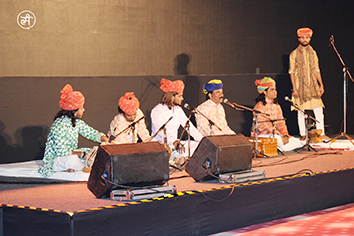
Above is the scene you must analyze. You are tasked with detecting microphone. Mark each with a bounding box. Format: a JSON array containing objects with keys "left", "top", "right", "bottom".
[
  {"left": 284, "top": 96, "right": 294, "bottom": 105},
  {"left": 223, "top": 98, "right": 236, "bottom": 108},
  {"left": 328, "top": 35, "right": 334, "bottom": 47},
  {"left": 184, "top": 103, "right": 191, "bottom": 110},
  {"left": 108, "top": 128, "right": 116, "bottom": 143},
  {"left": 184, "top": 103, "right": 195, "bottom": 113}
]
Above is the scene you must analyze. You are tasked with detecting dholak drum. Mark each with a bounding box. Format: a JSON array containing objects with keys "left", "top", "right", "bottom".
[{"left": 247, "top": 137, "right": 278, "bottom": 157}]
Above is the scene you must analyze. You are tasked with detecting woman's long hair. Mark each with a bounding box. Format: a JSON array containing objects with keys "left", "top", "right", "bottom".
[
  {"left": 54, "top": 109, "right": 78, "bottom": 127},
  {"left": 255, "top": 88, "right": 278, "bottom": 105}
]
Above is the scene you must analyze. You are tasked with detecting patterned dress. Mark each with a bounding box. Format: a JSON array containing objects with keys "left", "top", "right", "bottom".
[
  {"left": 289, "top": 47, "right": 324, "bottom": 110},
  {"left": 38, "top": 116, "right": 104, "bottom": 177},
  {"left": 195, "top": 99, "right": 235, "bottom": 136},
  {"left": 251, "top": 101, "right": 289, "bottom": 137},
  {"left": 108, "top": 109, "right": 151, "bottom": 144}
]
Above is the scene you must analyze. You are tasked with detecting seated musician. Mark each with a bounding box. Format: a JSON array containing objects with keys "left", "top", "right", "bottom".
[
  {"left": 252, "top": 77, "right": 302, "bottom": 152},
  {"left": 150, "top": 78, "right": 203, "bottom": 165},
  {"left": 38, "top": 84, "right": 109, "bottom": 177},
  {"left": 108, "top": 92, "right": 151, "bottom": 144},
  {"left": 195, "top": 79, "right": 235, "bottom": 136}
]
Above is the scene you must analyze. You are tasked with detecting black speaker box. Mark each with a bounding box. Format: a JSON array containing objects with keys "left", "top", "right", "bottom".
[
  {"left": 87, "top": 142, "right": 169, "bottom": 198},
  {"left": 185, "top": 134, "right": 253, "bottom": 181}
]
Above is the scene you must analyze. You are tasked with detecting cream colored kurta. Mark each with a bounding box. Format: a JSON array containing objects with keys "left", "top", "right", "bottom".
[
  {"left": 289, "top": 48, "right": 324, "bottom": 110},
  {"left": 108, "top": 109, "right": 150, "bottom": 144}
]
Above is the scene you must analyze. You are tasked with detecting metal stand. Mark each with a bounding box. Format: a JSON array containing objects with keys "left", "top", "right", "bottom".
[
  {"left": 294, "top": 113, "right": 317, "bottom": 152},
  {"left": 108, "top": 116, "right": 145, "bottom": 143},
  {"left": 251, "top": 112, "right": 269, "bottom": 158},
  {"left": 131, "top": 125, "right": 135, "bottom": 143},
  {"left": 328, "top": 35, "right": 354, "bottom": 145},
  {"left": 223, "top": 100, "right": 271, "bottom": 158}
]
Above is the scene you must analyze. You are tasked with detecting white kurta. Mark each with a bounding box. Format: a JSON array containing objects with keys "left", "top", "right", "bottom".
[{"left": 150, "top": 103, "right": 203, "bottom": 160}]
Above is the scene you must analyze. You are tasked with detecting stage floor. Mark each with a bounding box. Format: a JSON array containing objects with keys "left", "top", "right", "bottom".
[
  {"left": 1, "top": 145, "right": 354, "bottom": 236},
  {"left": 0, "top": 148, "right": 353, "bottom": 213}
]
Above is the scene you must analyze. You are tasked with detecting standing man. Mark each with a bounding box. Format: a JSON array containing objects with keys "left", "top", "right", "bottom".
[
  {"left": 195, "top": 79, "right": 235, "bottom": 136},
  {"left": 151, "top": 78, "right": 203, "bottom": 165},
  {"left": 289, "top": 27, "right": 328, "bottom": 140},
  {"left": 108, "top": 92, "right": 151, "bottom": 144}
]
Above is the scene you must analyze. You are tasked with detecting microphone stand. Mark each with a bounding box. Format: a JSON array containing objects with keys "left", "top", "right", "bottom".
[
  {"left": 289, "top": 102, "right": 318, "bottom": 152},
  {"left": 224, "top": 100, "right": 272, "bottom": 158},
  {"left": 108, "top": 116, "right": 145, "bottom": 143},
  {"left": 184, "top": 105, "right": 222, "bottom": 135},
  {"left": 252, "top": 111, "right": 271, "bottom": 158},
  {"left": 258, "top": 118, "right": 286, "bottom": 155},
  {"left": 329, "top": 36, "right": 354, "bottom": 145},
  {"left": 151, "top": 116, "right": 183, "bottom": 171},
  {"left": 174, "top": 113, "right": 193, "bottom": 167},
  {"left": 148, "top": 116, "right": 173, "bottom": 148}
]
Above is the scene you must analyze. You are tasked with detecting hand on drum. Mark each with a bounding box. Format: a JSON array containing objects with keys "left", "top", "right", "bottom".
[{"left": 173, "top": 140, "right": 185, "bottom": 154}]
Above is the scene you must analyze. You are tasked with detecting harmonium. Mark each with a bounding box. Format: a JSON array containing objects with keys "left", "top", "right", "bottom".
[{"left": 247, "top": 137, "right": 278, "bottom": 157}]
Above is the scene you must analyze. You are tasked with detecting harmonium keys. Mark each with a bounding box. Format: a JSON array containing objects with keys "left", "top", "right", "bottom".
[{"left": 247, "top": 137, "right": 278, "bottom": 157}]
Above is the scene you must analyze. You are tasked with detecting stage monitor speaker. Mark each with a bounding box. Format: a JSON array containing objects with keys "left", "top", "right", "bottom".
[
  {"left": 185, "top": 134, "right": 253, "bottom": 181},
  {"left": 87, "top": 142, "right": 169, "bottom": 198}
]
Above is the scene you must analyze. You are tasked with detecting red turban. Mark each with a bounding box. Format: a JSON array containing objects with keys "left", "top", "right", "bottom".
[
  {"left": 59, "top": 84, "right": 85, "bottom": 111},
  {"left": 297, "top": 27, "right": 313, "bottom": 37},
  {"left": 160, "top": 78, "right": 185, "bottom": 94},
  {"left": 118, "top": 92, "right": 140, "bottom": 115}
]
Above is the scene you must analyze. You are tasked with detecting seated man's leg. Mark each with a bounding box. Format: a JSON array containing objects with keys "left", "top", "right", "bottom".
[
  {"left": 259, "top": 134, "right": 302, "bottom": 152},
  {"left": 53, "top": 154, "right": 85, "bottom": 172},
  {"left": 281, "top": 137, "right": 303, "bottom": 151},
  {"left": 170, "top": 140, "right": 200, "bottom": 165}
]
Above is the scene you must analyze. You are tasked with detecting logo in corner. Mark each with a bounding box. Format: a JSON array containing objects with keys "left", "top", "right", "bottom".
[{"left": 17, "top": 10, "right": 36, "bottom": 29}]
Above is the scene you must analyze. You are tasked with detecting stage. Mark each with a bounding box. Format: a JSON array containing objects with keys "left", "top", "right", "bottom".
[{"left": 1, "top": 140, "right": 354, "bottom": 236}]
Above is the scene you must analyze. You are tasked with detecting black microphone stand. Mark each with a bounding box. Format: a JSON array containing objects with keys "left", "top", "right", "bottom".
[
  {"left": 149, "top": 116, "right": 173, "bottom": 147},
  {"left": 328, "top": 35, "right": 354, "bottom": 145},
  {"left": 108, "top": 116, "right": 145, "bottom": 143},
  {"left": 224, "top": 100, "right": 271, "bottom": 158},
  {"left": 252, "top": 111, "right": 271, "bottom": 158},
  {"left": 257, "top": 118, "right": 286, "bottom": 155},
  {"left": 184, "top": 104, "right": 222, "bottom": 135},
  {"left": 149, "top": 116, "right": 182, "bottom": 170},
  {"left": 174, "top": 112, "right": 194, "bottom": 167}
]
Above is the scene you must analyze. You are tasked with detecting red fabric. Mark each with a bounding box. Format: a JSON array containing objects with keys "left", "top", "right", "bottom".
[
  {"left": 59, "top": 84, "right": 85, "bottom": 111},
  {"left": 118, "top": 92, "right": 140, "bottom": 115},
  {"left": 160, "top": 78, "right": 184, "bottom": 94},
  {"left": 297, "top": 27, "right": 313, "bottom": 37}
]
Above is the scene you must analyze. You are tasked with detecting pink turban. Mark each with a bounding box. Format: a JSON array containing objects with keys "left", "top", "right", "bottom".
[
  {"left": 118, "top": 92, "right": 140, "bottom": 115},
  {"left": 59, "top": 84, "right": 85, "bottom": 111},
  {"left": 297, "top": 27, "right": 313, "bottom": 37},
  {"left": 160, "top": 78, "right": 185, "bottom": 94}
]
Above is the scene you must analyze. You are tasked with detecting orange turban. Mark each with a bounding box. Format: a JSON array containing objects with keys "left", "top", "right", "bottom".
[
  {"left": 160, "top": 78, "right": 185, "bottom": 94},
  {"left": 118, "top": 92, "right": 140, "bottom": 115},
  {"left": 59, "top": 84, "right": 85, "bottom": 111},
  {"left": 297, "top": 27, "right": 313, "bottom": 37}
]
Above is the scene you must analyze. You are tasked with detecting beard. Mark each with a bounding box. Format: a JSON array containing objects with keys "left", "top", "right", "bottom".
[{"left": 173, "top": 100, "right": 182, "bottom": 106}]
